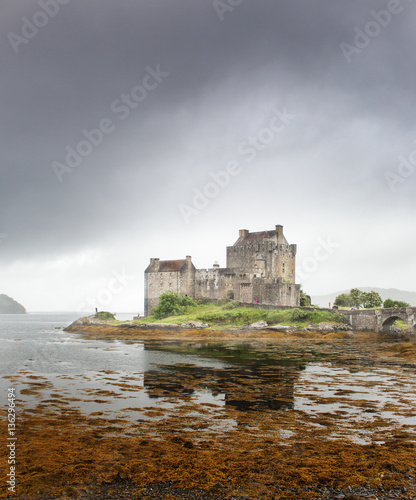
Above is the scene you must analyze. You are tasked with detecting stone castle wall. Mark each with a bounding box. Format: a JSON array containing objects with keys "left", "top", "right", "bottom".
[
  {"left": 144, "top": 226, "right": 300, "bottom": 315},
  {"left": 252, "top": 278, "right": 300, "bottom": 307},
  {"left": 226, "top": 242, "right": 296, "bottom": 283},
  {"left": 144, "top": 259, "right": 195, "bottom": 316}
]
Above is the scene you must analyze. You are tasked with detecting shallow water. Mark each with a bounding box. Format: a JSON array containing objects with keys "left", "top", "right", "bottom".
[{"left": 1, "top": 313, "right": 416, "bottom": 443}]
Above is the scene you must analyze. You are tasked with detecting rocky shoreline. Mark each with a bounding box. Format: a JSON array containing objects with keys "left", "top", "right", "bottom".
[{"left": 66, "top": 315, "right": 354, "bottom": 335}]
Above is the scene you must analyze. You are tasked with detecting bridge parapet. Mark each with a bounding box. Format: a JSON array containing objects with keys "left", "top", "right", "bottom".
[{"left": 339, "top": 307, "right": 416, "bottom": 335}]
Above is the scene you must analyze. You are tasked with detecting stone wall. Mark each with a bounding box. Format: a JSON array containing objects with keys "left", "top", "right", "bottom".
[
  {"left": 339, "top": 309, "right": 378, "bottom": 331},
  {"left": 252, "top": 278, "right": 300, "bottom": 307},
  {"left": 272, "top": 244, "right": 297, "bottom": 283},
  {"left": 226, "top": 241, "right": 297, "bottom": 283},
  {"left": 226, "top": 241, "right": 274, "bottom": 274},
  {"left": 339, "top": 307, "right": 416, "bottom": 334},
  {"left": 144, "top": 259, "right": 195, "bottom": 316},
  {"left": 194, "top": 268, "right": 221, "bottom": 301}
]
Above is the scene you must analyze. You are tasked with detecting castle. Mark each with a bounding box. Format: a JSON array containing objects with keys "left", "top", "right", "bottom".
[{"left": 144, "top": 225, "right": 300, "bottom": 316}]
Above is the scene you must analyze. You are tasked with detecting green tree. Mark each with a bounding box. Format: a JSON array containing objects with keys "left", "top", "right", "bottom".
[
  {"left": 383, "top": 298, "right": 410, "bottom": 308},
  {"left": 334, "top": 293, "right": 353, "bottom": 307},
  {"left": 335, "top": 289, "right": 384, "bottom": 309},
  {"left": 299, "top": 289, "right": 311, "bottom": 307},
  {"left": 152, "top": 292, "right": 196, "bottom": 319},
  {"left": 349, "top": 288, "right": 363, "bottom": 307},
  {"left": 360, "top": 291, "right": 382, "bottom": 309}
]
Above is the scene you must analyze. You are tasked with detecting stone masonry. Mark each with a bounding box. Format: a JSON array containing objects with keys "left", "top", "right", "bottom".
[
  {"left": 144, "top": 225, "right": 300, "bottom": 316},
  {"left": 339, "top": 307, "right": 416, "bottom": 335}
]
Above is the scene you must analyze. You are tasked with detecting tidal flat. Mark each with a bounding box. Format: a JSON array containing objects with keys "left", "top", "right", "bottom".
[{"left": 1, "top": 326, "right": 416, "bottom": 499}]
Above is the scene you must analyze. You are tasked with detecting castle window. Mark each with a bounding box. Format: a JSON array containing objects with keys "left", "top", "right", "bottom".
[{"left": 282, "top": 263, "right": 285, "bottom": 273}]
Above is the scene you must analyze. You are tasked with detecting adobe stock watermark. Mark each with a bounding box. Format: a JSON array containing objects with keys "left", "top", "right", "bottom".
[
  {"left": 7, "top": 0, "right": 70, "bottom": 54},
  {"left": 339, "top": 0, "right": 411, "bottom": 63},
  {"left": 7, "top": 388, "right": 17, "bottom": 495},
  {"left": 213, "top": 0, "right": 244, "bottom": 21},
  {"left": 52, "top": 64, "right": 169, "bottom": 183},
  {"left": 76, "top": 268, "right": 134, "bottom": 313},
  {"left": 296, "top": 236, "right": 339, "bottom": 282},
  {"left": 178, "top": 107, "right": 296, "bottom": 223},
  {"left": 384, "top": 144, "right": 416, "bottom": 192}
]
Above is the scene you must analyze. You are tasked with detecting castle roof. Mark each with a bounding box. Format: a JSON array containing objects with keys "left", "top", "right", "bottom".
[
  {"left": 145, "top": 259, "right": 194, "bottom": 273},
  {"left": 159, "top": 260, "right": 187, "bottom": 272},
  {"left": 234, "top": 230, "right": 288, "bottom": 246}
]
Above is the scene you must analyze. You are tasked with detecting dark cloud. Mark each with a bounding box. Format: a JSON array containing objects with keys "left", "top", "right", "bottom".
[{"left": 1, "top": 0, "right": 415, "bottom": 309}]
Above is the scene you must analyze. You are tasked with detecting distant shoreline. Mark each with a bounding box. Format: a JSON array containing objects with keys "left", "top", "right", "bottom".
[{"left": 0, "top": 294, "right": 26, "bottom": 314}]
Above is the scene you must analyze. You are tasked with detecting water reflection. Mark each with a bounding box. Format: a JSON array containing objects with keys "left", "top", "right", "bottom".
[{"left": 142, "top": 342, "right": 305, "bottom": 412}]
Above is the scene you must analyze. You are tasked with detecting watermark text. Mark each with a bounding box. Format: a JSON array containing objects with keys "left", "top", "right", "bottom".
[
  {"left": 213, "top": 0, "right": 244, "bottom": 21},
  {"left": 7, "top": 388, "right": 17, "bottom": 494},
  {"left": 76, "top": 268, "right": 134, "bottom": 313},
  {"left": 52, "top": 65, "right": 169, "bottom": 183},
  {"left": 297, "top": 236, "right": 339, "bottom": 282},
  {"left": 340, "top": 0, "right": 410, "bottom": 63},
  {"left": 7, "top": 0, "right": 70, "bottom": 54},
  {"left": 178, "top": 107, "right": 295, "bottom": 223},
  {"left": 384, "top": 144, "right": 416, "bottom": 192}
]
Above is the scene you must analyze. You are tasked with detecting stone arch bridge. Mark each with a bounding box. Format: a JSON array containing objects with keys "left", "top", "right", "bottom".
[{"left": 339, "top": 307, "right": 416, "bottom": 335}]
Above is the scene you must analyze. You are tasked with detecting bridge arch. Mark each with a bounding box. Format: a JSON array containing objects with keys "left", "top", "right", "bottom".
[
  {"left": 381, "top": 314, "right": 407, "bottom": 334},
  {"left": 339, "top": 307, "right": 416, "bottom": 335}
]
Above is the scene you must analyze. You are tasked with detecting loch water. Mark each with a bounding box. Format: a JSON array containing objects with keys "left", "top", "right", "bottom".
[{"left": 1, "top": 313, "right": 416, "bottom": 444}]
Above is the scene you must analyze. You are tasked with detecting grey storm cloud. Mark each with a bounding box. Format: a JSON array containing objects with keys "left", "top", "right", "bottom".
[{"left": 1, "top": 0, "right": 415, "bottom": 309}]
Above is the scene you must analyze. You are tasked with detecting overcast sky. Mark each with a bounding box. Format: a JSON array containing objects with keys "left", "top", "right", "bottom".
[{"left": 1, "top": 0, "right": 415, "bottom": 313}]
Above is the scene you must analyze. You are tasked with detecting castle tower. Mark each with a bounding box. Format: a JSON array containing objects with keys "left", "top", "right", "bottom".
[{"left": 226, "top": 225, "right": 296, "bottom": 283}]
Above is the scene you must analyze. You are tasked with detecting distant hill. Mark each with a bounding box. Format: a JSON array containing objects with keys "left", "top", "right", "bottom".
[
  {"left": 311, "top": 288, "right": 416, "bottom": 308},
  {"left": 0, "top": 294, "right": 26, "bottom": 314}
]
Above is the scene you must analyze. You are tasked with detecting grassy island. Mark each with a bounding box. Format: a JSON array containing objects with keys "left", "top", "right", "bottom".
[
  {"left": 65, "top": 294, "right": 355, "bottom": 341},
  {"left": 134, "top": 298, "right": 346, "bottom": 329}
]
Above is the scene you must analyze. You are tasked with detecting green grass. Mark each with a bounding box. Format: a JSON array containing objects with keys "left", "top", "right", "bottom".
[
  {"left": 133, "top": 302, "right": 346, "bottom": 329},
  {"left": 94, "top": 311, "right": 116, "bottom": 321},
  {"left": 392, "top": 319, "right": 407, "bottom": 331}
]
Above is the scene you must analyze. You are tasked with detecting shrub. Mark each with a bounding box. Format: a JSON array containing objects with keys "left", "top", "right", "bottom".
[
  {"left": 383, "top": 298, "right": 410, "bottom": 308},
  {"left": 265, "top": 310, "right": 286, "bottom": 324},
  {"left": 289, "top": 308, "right": 308, "bottom": 321},
  {"left": 94, "top": 311, "right": 115, "bottom": 321},
  {"left": 299, "top": 289, "right": 311, "bottom": 307},
  {"left": 223, "top": 300, "right": 241, "bottom": 310},
  {"left": 153, "top": 292, "right": 196, "bottom": 319},
  {"left": 196, "top": 307, "right": 264, "bottom": 325},
  {"left": 196, "top": 299, "right": 209, "bottom": 305}
]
